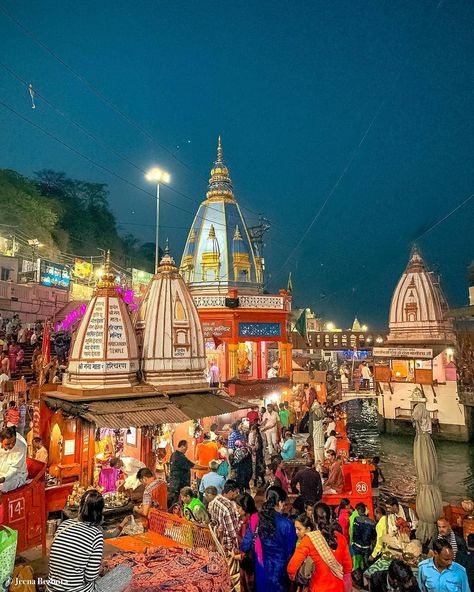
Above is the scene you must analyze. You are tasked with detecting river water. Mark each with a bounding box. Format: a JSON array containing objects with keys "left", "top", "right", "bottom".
[{"left": 343, "top": 398, "right": 474, "bottom": 505}]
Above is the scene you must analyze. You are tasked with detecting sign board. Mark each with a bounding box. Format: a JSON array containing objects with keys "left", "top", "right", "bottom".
[
  {"left": 74, "top": 258, "right": 93, "bottom": 279},
  {"left": 132, "top": 268, "right": 153, "bottom": 297},
  {"left": 39, "top": 259, "right": 70, "bottom": 290},
  {"left": 64, "top": 439, "right": 75, "bottom": 456},
  {"left": 373, "top": 347, "right": 433, "bottom": 359},
  {"left": 70, "top": 282, "right": 93, "bottom": 301},
  {"left": 202, "top": 320, "right": 233, "bottom": 339}
]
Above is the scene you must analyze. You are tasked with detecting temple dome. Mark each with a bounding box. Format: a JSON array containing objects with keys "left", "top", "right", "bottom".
[
  {"left": 64, "top": 252, "right": 139, "bottom": 389},
  {"left": 140, "top": 246, "right": 208, "bottom": 389},
  {"left": 180, "top": 137, "right": 263, "bottom": 294},
  {"left": 388, "top": 246, "right": 454, "bottom": 343}
]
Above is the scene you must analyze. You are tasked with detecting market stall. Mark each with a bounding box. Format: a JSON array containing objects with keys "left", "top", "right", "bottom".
[{"left": 103, "top": 509, "right": 231, "bottom": 592}]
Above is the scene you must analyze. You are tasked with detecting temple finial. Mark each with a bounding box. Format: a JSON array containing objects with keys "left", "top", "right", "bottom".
[
  {"left": 97, "top": 249, "right": 116, "bottom": 289},
  {"left": 104, "top": 249, "right": 111, "bottom": 273},
  {"left": 217, "top": 135, "right": 222, "bottom": 162},
  {"left": 164, "top": 238, "right": 170, "bottom": 255}
]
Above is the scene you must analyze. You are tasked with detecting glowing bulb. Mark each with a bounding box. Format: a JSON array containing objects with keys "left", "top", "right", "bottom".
[
  {"left": 326, "top": 322, "right": 335, "bottom": 331},
  {"left": 446, "top": 348, "right": 454, "bottom": 356},
  {"left": 145, "top": 167, "right": 171, "bottom": 183}
]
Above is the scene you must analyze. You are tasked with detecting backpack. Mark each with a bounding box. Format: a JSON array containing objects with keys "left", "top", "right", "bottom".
[
  {"left": 232, "top": 446, "right": 250, "bottom": 465},
  {"left": 352, "top": 515, "right": 376, "bottom": 552}
]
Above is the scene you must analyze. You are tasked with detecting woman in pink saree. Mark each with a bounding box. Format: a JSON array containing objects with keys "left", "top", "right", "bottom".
[{"left": 8, "top": 342, "right": 19, "bottom": 374}]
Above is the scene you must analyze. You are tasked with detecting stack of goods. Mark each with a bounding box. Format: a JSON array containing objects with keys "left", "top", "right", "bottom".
[
  {"left": 103, "top": 546, "right": 230, "bottom": 592},
  {"left": 66, "top": 484, "right": 105, "bottom": 508}
]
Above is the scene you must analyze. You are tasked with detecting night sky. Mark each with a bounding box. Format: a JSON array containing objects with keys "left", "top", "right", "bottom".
[{"left": 1, "top": 0, "right": 473, "bottom": 329}]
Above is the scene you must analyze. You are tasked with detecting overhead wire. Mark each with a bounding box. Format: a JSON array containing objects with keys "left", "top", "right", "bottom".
[
  {"left": 0, "top": 5, "right": 292, "bottom": 228},
  {"left": 0, "top": 1, "right": 208, "bottom": 184},
  {"left": 0, "top": 59, "right": 282, "bottom": 237}
]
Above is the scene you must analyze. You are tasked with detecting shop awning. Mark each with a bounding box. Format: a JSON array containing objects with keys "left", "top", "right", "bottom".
[
  {"left": 44, "top": 392, "right": 250, "bottom": 429},
  {"left": 170, "top": 393, "right": 251, "bottom": 420}
]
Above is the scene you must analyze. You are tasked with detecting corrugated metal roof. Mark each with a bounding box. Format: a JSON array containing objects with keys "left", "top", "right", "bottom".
[
  {"left": 44, "top": 396, "right": 190, "bottom": 428},
  {"left": 44, "top": 393, "right": 250, "bottom": 428},
  {"left": 170, "top": 393, "right": 250, "bottom": 420}
]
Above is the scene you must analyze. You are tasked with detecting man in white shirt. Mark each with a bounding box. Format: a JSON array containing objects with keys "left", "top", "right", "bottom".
[
  {"left": 261, "top": 404, "right": 279, "bottom": 454},
  {"left": 325, "top": 417, "right": 336, "bottom": 438},
  {"left": 0, "top": 426, "right": 28, "bottom": 492},
  {"left": 324, "top": 429, "right": 337, "bottom": 453},
  {"left": 361, "top": 361, "right": 372, "bottom": 391},
  {"left": 110, "top": 456, "right": 146, "bottom": 490}
]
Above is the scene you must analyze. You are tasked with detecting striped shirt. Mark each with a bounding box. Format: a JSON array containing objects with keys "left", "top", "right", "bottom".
[
  {"left": 47, "top": 519, "right": 103, "bottom": 592},
  {"left": 142, "top": 479, "right": 164, "bottom": 506}
]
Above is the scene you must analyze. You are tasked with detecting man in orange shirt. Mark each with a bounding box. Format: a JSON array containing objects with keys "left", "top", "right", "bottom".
[{"left": 194, "top": 433, "right": 218, "bottom": 497}]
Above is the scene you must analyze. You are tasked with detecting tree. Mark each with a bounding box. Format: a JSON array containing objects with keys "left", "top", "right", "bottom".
[{"left": 0, "top": 169, "right": 59, "bottom": 253}]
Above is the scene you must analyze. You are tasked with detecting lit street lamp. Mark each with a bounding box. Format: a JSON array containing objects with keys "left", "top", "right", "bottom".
[{"left": 145, "top": 167, "right": 171, "bottom": 272}]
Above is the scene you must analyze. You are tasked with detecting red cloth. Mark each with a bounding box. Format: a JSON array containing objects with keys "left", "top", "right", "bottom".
[
  {"left": 287, "top": 531, "right": 352, "bottom": 592},
  {"left": 246, "top": 411, "right": 260, "bottom": 425}
]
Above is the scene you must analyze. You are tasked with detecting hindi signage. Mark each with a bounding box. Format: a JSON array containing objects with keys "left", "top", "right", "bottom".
[
  {"left": 373, "top": 347, "right": 433, "bottom": 359},
  {"left": 202, "top": 320, "right": 233, "bottom": 339},
  {"left": 39, "top": 259, "right": 70, "bottom": 290}
]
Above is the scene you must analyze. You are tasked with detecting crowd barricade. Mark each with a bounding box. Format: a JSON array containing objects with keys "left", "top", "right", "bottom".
[
  {"left": 322, "top": 462, "right": 374, "bottom": 516},
  {"left": 148, "top": 509, "right": 216, "bottom": 551}
]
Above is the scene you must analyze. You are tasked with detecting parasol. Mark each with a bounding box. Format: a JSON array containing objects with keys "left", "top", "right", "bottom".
[
  {"left": 412, "top": 401, "right": 443, "bottom": 543},
  {"left": 41, "top": 321, "right": 51, "bottom": 366}
]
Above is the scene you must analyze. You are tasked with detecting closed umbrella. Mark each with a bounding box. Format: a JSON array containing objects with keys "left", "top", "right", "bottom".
[{"left": 412, "top": 401, "right": 443, "bottom": 543}]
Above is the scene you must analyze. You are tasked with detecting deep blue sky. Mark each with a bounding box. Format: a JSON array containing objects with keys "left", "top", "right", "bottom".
[{"left": 1, "top": 0, "right": 473, "bottom": 329}]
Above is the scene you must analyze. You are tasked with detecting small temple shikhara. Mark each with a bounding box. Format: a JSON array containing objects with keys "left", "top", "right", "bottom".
[
  {"left": 375, "top": 246, "right": 467, "bottom": 440},
  {"left": 179, "top": 137, "right": 292, "bottom": 397},
  {"left": 387, "top": 245, "right": 454, "bottom": 344}
]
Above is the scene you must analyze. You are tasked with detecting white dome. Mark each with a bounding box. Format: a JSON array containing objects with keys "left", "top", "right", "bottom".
[
  {"left": 64, "top": 277, "right": 139, "bottom": 389},
  {"left": 388, "top": 247, "right": 454, "bottom": 343},
  {"left": 141, "top": 249, "right": 208, "bottom": 389}
]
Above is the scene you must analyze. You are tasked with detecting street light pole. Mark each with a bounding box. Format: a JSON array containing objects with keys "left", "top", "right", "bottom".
[
  {"left": 145, "top": 167, "right": 171, "bottom": 273},
  {"left": 155, "top": 182, "right": 160, "bottom": 273}
]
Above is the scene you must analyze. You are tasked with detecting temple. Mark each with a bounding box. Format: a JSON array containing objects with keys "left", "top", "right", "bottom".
[
  {"left": 180, "top": 136, "right": 263, "bottom": 293},
  {"left": 141, "top": 245, "right": 208, "bottom": 390},
  {"left": 180, "top": 138, "right": 292, "bottom": 398},
  {"left": 388, "top": 245, "right": 454, "bottom": 343},
  {"left": 375, "top": 247, "right": 466, "bottom": 440},
  {"left": 63, "top": 251, "right": 139, "bottom": 391}
]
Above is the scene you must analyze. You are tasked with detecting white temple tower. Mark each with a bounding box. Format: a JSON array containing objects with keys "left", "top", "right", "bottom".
[
  {"left": 140, "top": 246, "right": 208, "bottom": 390},
  {"left": 388, "top": 245, "right": 454, "bottom": 343},
  {"left": 180, "top": 136, "right": 263, "bottom": 294},
  {"left": 64, "top": 252, "right": 139, "bottom": 390}
]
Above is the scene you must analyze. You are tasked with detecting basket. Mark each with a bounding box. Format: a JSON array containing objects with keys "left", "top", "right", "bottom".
[{"left": 148, "top": 509, "right": 216, "bottom": 551}]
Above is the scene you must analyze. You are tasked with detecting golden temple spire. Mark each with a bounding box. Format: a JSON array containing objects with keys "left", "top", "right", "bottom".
[
  {"left": 97, "top": 249, "right": 116, "bottom": 290},
  {"left": 206, "top": 137, "right": 235, "bottom": 203}
]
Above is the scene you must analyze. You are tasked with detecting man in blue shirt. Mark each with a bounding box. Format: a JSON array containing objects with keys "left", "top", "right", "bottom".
[
  {"left": 418, "top": 538, "right": 471, "bottom": 592},
  {"left": 199, "top": 460, "right": 226, "bottom": 496},
  {"left": 281, "top": 431, "right": 296, "bottom": 461}
]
